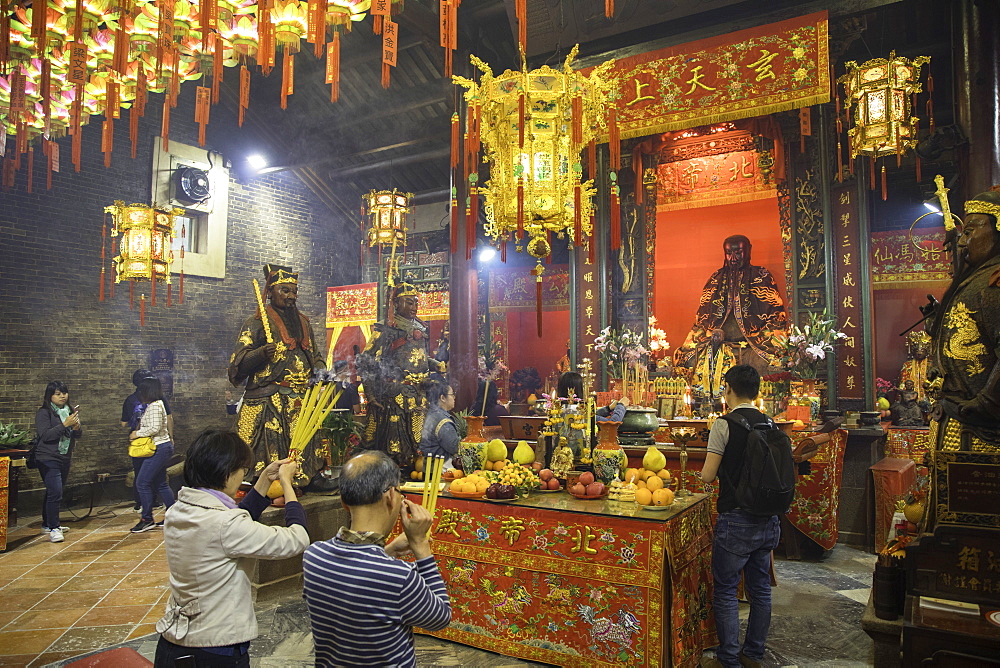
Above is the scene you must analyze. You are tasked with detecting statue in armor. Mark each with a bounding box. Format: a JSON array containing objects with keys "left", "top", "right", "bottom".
[
  {"left": 927, "top": 189, "right": 1000, "bottom": 452},
  {"left": 357, "top": 282, "right": 445, "bottom": 466},
  {"left": 899, "top": 330, "right": 932, "bottom": 406},
  {"left": 229, "top": 265, "right": 326, "bottom": 482}
]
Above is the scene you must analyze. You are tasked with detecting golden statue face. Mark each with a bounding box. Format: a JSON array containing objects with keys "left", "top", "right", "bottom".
[{"left": 395, "top": 295, "right": 418, "bottom": 320}]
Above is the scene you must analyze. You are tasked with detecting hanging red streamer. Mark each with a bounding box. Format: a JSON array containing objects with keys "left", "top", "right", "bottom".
[
  {"left": 140, "top": 294, "right": 146, "bottom": 327},
  {"left": 516, "top": 179, "right": 524, "bottom": 239},
  {"left": 450, "top": 112, "right": 459, "bottom": 168},
  {"left": 573, "top": 184, "right": 582, "bottom": 245},
  {"left": 515, "top": 0, "right": 526, "bottom": 52},
  {"left": 881, "top": 164, "right": 887, "bottom": 201},
  {"left": 239, "top": 65, "right": 250, "bottom": 126},
  {"left": 610, "top": 186, "right": 621, "bottom": 250},
  {"left": 26, "top": 146, "right": 32, "bottom": 193},
  {"left": 151, "top": 270, "right": 157, "bottom": 306},
  {"left": 326, "top": 33, "right": 340, "bottom": 103},
  {"left": 213, "top": 35, "right": 223, "bottom": 103},
  {"left": 110, "top": 238, "right": 116, "bottom": 298},
  {"left": 281, "top": 50, "right": 294, "bottom": 109},
  {"left": 571, "top": 95, "right": 582, "bottom": 145},
  {"left": 605, "top": 0, "right": 614, "bottom": 19},
  {"left": 195, "top": 85, "right": 211, "bottom": 146},
  {"left": 162, "top": 96, "right": 171, "bottom": 152},
  {"left": 450, "top": 190, "right": 458, "bottom": 254}
]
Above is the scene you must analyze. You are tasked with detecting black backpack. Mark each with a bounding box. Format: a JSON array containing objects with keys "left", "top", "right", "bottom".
[{"left": 723, "top": 413, "right": 796, "bottom": 516}]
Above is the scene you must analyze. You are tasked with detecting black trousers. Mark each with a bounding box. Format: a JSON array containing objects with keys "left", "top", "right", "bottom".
[{"left": 154, "top": 635, "right": 250, "bottom": 668}]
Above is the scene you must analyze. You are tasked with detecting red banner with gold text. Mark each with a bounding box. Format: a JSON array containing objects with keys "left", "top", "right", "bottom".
[{"left": 586, "top": 12, "right": 829, "bottom": 139}]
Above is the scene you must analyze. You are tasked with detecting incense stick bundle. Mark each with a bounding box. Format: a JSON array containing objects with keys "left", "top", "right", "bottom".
[{"left": 289, "top": 382, "right": 342, "bottom": 457}]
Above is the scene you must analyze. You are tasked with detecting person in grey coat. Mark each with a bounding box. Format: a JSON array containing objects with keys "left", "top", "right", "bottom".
[{"left": 35, "top": 380, "right": 82, "bottom": 542}]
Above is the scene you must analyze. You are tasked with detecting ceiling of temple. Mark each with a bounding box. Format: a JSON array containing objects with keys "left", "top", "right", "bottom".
[{"left": 207, "top": 0, "right": 908, "bottom": 220}]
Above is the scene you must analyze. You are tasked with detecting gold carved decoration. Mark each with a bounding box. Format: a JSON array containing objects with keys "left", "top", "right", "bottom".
[
  {"left": 794, "top": 169, "right": 824, "bottom": 280},
  {"left": 943, "top": 302, "right": 987, "bottom": 376}
]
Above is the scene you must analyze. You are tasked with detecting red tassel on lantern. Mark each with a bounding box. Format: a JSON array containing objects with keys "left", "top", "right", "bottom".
[
  {"left": 571, "top": 95, "right": 582, "bottom": 145},
  {"left": 881, "top": 164, "right": 887, "bottom": 201},
  {"left": 868, "top": 156, "right": 875, "bottom": 191},
  {"left": 162, "top": 96, "right": 171, "bottom": 152},
  {"left": 926, "top": 73, "right": 935, "bottom": 134},
  {"left": 151, "top": 272, "right": 157, "bottom": 306},
  {"left": 327, "top": 33, "right": 340, "bottom": 102},
  {"left": 140, "top": 293, "right": 146, "bottom": 326},
  {"left": 110, "top": 238, "right": 116, "bottom": 298},
  {"left": 516, "top": 179, "right": 524, "bottom": 239},
  {"left": 449, "top": 191, "right": 458, "bottom": 254},
  {"left": 450, "top": 112, "right": 459, "bottom": 167},
  {"left": 610, "top": 184, "right": 621, "bottom": 250},
  {"left": 26, "top": 146, "right": 33, "bottom": 193},
  {"left": 500, "top": 240, "right": 507, "bottom": 263},
  {"left": 515, "top": 0, "right": 526, "bottom": 52},
  {"left": 518, "top": 93, "right": 525, "bottom": 148},
  {"left": 213, "top": 36, "right": 223, "bottom": 103},
  {"left": 605, "top": 0, "right": 614, "bottom": 19},
  {"left": 239, "top": 65, "right": 250, "bottom": 126}
]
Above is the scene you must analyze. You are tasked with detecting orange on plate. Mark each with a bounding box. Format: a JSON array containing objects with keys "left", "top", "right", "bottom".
[
  {"left": 645, "top": 475, "right": 664, "bottom": 492},
  {"left": 635, "top": 488, "right": 652, "bottom": 506},
  {"left": 652, "top": 488, "right": 674, "bottom": 506}
]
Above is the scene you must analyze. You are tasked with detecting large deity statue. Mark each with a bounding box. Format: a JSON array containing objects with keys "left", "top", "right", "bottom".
[
  {"left": 899, "top": 330, "right": 932, "bottom": 404},
  {"left": 357, "top": 282, "right": 444, "bottom": 466},
  {"left": 928, "top": 189, "right": 1000, "bottom": 451},
  {"left": 675, "top": 235, "right": 789, "bottom": 373},
  {"left": 229, "top": 265, "right": 327, "bottom": 481}
]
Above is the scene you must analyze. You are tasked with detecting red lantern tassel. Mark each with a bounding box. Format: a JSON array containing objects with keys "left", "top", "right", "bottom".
[
  {"left": 500, "top": 240, "right": 507, "bottom": 263},
  {"left": 328, "top": 33, "right": 340, "bottom": 103},
  {"left": 26, "top": 146, "right": 32, "bottom": 193},
  {"left": 281, "top": 50, "right": 293, "bottom": 109},
  {"left": 515, "top": 0, "right": 526, "bottom": 52},
  {"left": 382, "top": 62, "right": 390, "bottom": 89},
  {"left": 881, "top": 164, "right": 887, "bottom": 201},
  {"left": 588, "top": 140, "right": 596, "bottom": 180},
  {"left": 130, "top": 280, "right": 135, "bottom": 309},
  {"left": 450, "top": 112, "right": 459, "bottom": 167},
  {"left": 545, "top": 231, "right": 552, "bottom": 265},
  {"left": 516, "top": 179, "right": 524, "bottom": 239},
  {"left": 152, "top": 273, "right": 157, "bottom": 306},
  {"left": 71, "top": 86, "right": 83, "bottom": 172},
  {"left": 373, "top": 14, "right": 382, "bottom": 35},
  {"left": 605, "top": 0, "right": 613, "bottom": 18},
  {"left": 915, "top": 154, "right": 922, "bottom": 183},
  {"left": 535, "top": 270, "right": 543, "bottom": 337},
  {"left": 45, "top": 139, "right": 53, "bottom": 189},
  {"left": 868, "top": 156, "right": 875, "bottom": 190},
  {"left": 926, "top": 73, "right": 935, "bottom": 134},
  {"left": 239, "top": 65, "right": 250, "bottom": 126},
  {"left": 140, "top": 294, "right": 145, "bottom": 327},
  {"left": 162, "top": 97, "right": 171, "bottom": 152},
  {"left": 464, "top": 200, "right": 473, "bottom": 260},
  {"left": 167, "top": 280, "right": 172, "bottom": 306},
  {"left": 608, "top": 106, "right": 620, "bottom": 170},
  {"left": 573, "top": 183, "right": 582, "bottom": 245},
  {"left": 213, "top": 36, "right": 223, "bottom": 103},
  {"left": 179, "top": 230, "right": 185, "bottom": 303},
  {"left": 102, "top": 118, "right": 113, "bottom": 167},
  {"left": 836, "top": 138, "right": 843, "bottom": 182}
]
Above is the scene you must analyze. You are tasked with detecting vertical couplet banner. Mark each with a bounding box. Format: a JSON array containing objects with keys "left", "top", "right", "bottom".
[
  {"left": 831, "top": 185, "right": 865, "bottom": 402},
  {"left": 574, "top": 242, "right": 601, "bottom": 370}
]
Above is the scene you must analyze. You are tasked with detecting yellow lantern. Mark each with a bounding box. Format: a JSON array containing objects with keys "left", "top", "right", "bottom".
[
  {"left": 453, "top": 45, "right": 614, "bottom": 256},
  {"left": 839, "top": 51, "right": 930, "bottom": 159},
  {"left": 106, "top": 201, "right": 179, "bottom": 284},
  {"left": 364, "top": 189, "right": 411, "bottom": 247}
]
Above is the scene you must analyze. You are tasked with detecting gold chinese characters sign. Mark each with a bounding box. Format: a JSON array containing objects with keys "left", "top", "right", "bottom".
[
  {"left": 871, "top": 229, "right": 952, "bottom": 287},
  {"left": 584, "top": 12, "right": 830, "bottom": 140}
]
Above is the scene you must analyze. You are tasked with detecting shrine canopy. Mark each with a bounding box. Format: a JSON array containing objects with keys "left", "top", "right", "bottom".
[
  {"left": 583, "top": 11, "right": 830, "bottom": 139},
  {"left": 325, "top": 283, "right": 449, "bottom": 367}
]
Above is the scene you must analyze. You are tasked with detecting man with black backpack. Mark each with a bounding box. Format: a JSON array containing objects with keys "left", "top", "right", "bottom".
[{"left": 701, "top": 364, "right": 796, "bottom": 668}]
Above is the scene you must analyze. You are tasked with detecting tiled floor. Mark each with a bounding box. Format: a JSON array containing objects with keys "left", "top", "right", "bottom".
[
  {"left": 0, "top": 503, "right": 171, "bottom": 667},
  {"left": 1, "top": 503, "right": 880, "bottom": 667}
]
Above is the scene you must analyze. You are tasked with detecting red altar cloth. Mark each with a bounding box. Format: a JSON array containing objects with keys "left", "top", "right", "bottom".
[{"left": 407, "top": 492, "right": 715, "bottom": 667}]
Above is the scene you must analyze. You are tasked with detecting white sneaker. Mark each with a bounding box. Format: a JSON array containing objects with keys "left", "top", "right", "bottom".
[
  {"left": 41, "top": 525, "right": 70, "bottom": 534},
  {"left": 49, "top": 528, "right": 64, "bottom": 543}
]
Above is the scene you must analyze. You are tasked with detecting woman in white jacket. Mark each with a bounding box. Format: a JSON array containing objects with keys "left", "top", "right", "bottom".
[{"left": 155, "top": 429, "right": 310, "bottom": 667}]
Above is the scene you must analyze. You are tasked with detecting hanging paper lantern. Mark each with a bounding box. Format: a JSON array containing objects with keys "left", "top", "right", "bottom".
[
  {"left": 271, "top": 0, "right": 308, "bottom": 52},
  {"left": 839, "top": 51, "right": 930, "bottom": 160},
  {"left": 221, "top": 14, "right": 260, "bottom": 58},
  {"left": 453, "top": 46, "right": 614, "bottom": 259},
  {"left": 364, "top": 189, "right": 412, "bottom": 247},
  {"left": 326, "top": 0, "right": 368, "bottom": 26},
  {"left": 63, "top": 0, "right": 112, "bottom": 36},
  {"left": 107, "top": 202, "right": 177, "bottom": 282},
  {"left": 127, "top": 12, "right": 161, "bottom": 56}
]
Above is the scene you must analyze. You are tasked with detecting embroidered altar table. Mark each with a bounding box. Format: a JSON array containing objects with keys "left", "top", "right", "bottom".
[{"left": 406, "top": 491, "right": 715, "bottom": 668}]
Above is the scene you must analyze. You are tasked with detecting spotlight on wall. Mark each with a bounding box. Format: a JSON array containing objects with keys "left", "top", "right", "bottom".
[
  {"left": 922, "top": 197, "right": 941, "bottom": 214},
  {"left": 247, "top": 154, "right": 268, "bottom": 171},
  {"left": 478, "top": 246, "right": 497, "bottom": 262}
]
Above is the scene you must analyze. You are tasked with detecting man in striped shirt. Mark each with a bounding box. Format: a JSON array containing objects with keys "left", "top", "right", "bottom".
[{"left": 303, "top": 451, "right": 451, "bottom": 667}]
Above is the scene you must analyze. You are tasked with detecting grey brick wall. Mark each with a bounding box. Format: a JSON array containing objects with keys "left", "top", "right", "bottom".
[{"left": 0, "top": 85, "right": 359, "bottom": 492}]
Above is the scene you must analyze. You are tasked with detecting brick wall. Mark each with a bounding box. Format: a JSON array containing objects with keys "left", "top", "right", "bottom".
[{"left": 0, "top": 85, "right": 359, "bottom": 493}]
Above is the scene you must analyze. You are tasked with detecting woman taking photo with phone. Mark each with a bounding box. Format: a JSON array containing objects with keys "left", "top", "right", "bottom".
[
  {"left": 129, "top": 376, "right": 175, "bottom": 533},
  {"left": 35, "top": 381, "right": 82, "bottom": 543}
]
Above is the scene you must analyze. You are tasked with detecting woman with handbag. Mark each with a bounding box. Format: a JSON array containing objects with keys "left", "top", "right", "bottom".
[
  {"left": 129, "top": 377, "right": 175, "bottom": 533},
  {"left": 154, "top": 429, "right": 308, "bottom": 667},
  {"left": 35, "top": 381, "right": 82, "bottom": 543}
]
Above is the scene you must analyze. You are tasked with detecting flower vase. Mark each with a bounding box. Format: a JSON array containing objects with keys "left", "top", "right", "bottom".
[
  {"left": 458, "top": 415, "right": 488, "bottom": 473},
  {"left": 592, "top": 421, "right": 626, "bottom": 484}
]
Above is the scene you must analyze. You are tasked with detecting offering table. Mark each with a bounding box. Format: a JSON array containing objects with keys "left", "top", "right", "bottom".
[{"left": 405, "top": 491, "right": 715, "bottom": 667}]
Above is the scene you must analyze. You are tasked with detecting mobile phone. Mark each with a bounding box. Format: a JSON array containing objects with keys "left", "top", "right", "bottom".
[{"left": 73, "top": 405, "right": 80, "bottom": 412}]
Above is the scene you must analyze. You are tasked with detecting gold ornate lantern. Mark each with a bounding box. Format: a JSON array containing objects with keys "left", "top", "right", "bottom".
[
  {"left": 837, "top": 51, "right": 930, "bottom": 195},
  {"left": 453, "top": 46, "right": 614, "bottom": 258},
  {"left": 364, "top": 189, "right": 412, "bottom": 247},
  {"left": 103, "top": 201, "right": 182, "bottom": 324}
]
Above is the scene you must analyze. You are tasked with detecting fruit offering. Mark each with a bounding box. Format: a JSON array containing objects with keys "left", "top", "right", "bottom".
[
  {"left": 486, "top": 438, "right": 508, "bottom": 463},
  {"left": 486, "top": 483, "right": 517, "bottom": 499},
  {"left": 537, "top": 468, "right": 561, "bottom": 491},
  {"left": 569, "top": 479, "right": 605, "bottom": 498},
  {"left": 642, "top": 446, "right": 667, "bottom": 473},
  {"left": 449, "top": 473, "right": 489, "bottom": 495},
  {"left": 483, "top": 461, "right": 540, "bottom": 492},
  {"left": 513, "top": 440, "right": 535, "bottom": 465},
  {"left": 608, "top": 479, "right": 638, "bottom": 502}
]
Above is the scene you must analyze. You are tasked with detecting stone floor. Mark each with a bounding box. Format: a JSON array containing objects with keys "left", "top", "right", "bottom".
[{"left": 0, "top": 502, "right": 878, "bottom": 667}]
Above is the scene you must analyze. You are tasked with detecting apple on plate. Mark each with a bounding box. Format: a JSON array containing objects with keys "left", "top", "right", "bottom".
[{"left": 570, "top": 482, "right": 586, "bottom": 495}]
